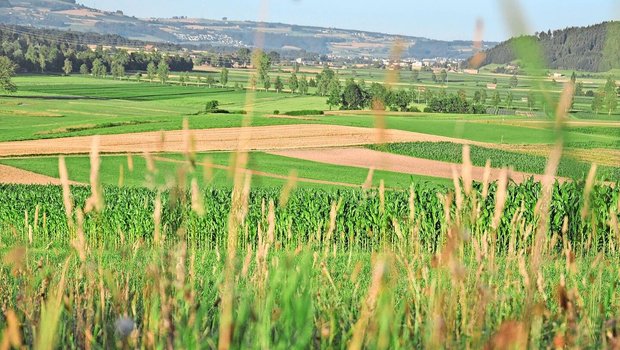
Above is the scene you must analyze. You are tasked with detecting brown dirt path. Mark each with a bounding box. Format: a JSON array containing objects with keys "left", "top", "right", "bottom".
[
  {"left": 268, "top": 148, "right": 565, "bottom": 184},
  {"left": 0, "top": 124, "right": 479, "bottom": 157},
  {"left": 0, "top": 164, "right": 77, "bottom": 185}
]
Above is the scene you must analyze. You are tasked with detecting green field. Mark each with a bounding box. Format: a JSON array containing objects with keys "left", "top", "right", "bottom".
[
  {"left": 0, "top": 152, "right": 451, "bottom": 189},
  {"left": 1, "top": 76, "right": 618, "bottom": 147},
  {"left": 1, "top": 73, "right": 618, "bottom": 190}
]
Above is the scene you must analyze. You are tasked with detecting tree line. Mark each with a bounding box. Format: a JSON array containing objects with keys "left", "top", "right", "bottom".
[
  {"left": 0, "top": 25, "right": 193, "bottom": 74},
  {"left": 313, "top": 66, "right": 488, "bottom": 113}
]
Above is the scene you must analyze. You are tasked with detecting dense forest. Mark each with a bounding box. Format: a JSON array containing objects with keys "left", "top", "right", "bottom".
[
  {"left": 473, "top": 21, "right": 620, "bottom": 72},
  {"left": 0, "top": 25, "right": 193, "bottom": 73}
]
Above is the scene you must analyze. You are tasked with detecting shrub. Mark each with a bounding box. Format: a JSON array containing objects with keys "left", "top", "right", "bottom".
[
  {"left": 273, "top": 110, "right": 280, "bottom": 115},
  {"left": 205, "top": 100, "right": 220, "bottom": 112},
  {"left": 284, "top": 110, "right": 324, "bottom": 116}
]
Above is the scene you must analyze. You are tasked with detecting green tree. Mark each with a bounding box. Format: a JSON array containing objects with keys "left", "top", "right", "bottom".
[
  {"left": 0, "top": 56, "right": 17, "bottom": 93},
  {"left": 263, "top": 77, "right": 271, "bottom": 91},
  {"left": 146, "top": 62, "right": 157, "bottom": 82},
  {"left": 527, "top": 92, "right": 536, "bottom": 111},
  {"left": 205, "top": 100, "right": 219, "bottom": 111},
  {"left": 37, "top": 47, "right": 47, "bottom": 72},
  {"left": 604, "top": 76, "right": 618, "bottom": 116},
  {"left": 480, "top": 89, "right": 488, "bottom": 104},
  {"left": 274, "top": 76, "right": 284, "bottom": 93},
  {"left": 289, "top": 72, "right": 298, "bottom": 94},
  {"left": 341, "top": 79, "right": 365, "bottom": 110},
  {"left": 178, "top": 72, "right": 187, "bottom": 86},
  {"left": 439, "top": 69, "right": 448, "bottom": 84},
  {"left": 506, "top": 91, "right": 514, "bottom": 108},
  {"left": 423, "top": 89, "right": 434, "bottom": 104},
  {"left": 157, "top": 61, "right": 169, "bottom": 84},
  {"left": 298, "top": 75, "right": 308, "bottom": 95},
  {"left": 431, "top": 72, "right": 437, "bottom": 83},
  {"left": 492, "top": 91, "right": 501, "bottom": 112},
  {"left": 473, "top": 90, "right": 481, "bottom": 103},
  {"left": 91, "top": 58, "right": 106, "bottom": 77},
  {"left": 62, "top": 58, "right": 72, "bottom": 75},
  {"left": 135, "top": 72, "right": 142, "bottom": 82},
  {"left": 575, "top": 82, "right": 584, "bottom": 96},
  {"left": 509, "top": 75, "right": 518, "bottom": 88},
  {"left": 591, "top": 87, "right": 604, "bottom": 114},
  {"left": 316, "top": 66, "right": 336, "bottom": 96},
  {"left": 253, "top": 50, "right": 271, "bottom": 91},
  {"left": 79, "top": 63, "right": 89, "bottom": 75},
  {"left": 237, "top": 48, "right": 251, "bottom": 67},
  {"left": 326, "top": 79, "right": 341, "bottom": 110},
  {"left": 220, "top": 68, "right": 229, "bottom": 87},
  {"left": 111, "top": 62, "right": 125, "bottom": 80},
  {"left": 412, "top": 69, "right": 419, "bottom": 82},
  {"left": 393, "top": 89, "right": 411, "bottom": 111}
]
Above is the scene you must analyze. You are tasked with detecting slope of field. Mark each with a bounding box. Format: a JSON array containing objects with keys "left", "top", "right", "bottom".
[
  {"left": 0, "top": 152, "right": 450, "bottom": 188},
  {"left": 268, "top": 147, "right": 558, "bottom": 183},
  {"left": 0, "top": 124, "right": 476, "bottom": 157},
  {"left": 0, "top": 163, "right": 71, "bottom": 185}
]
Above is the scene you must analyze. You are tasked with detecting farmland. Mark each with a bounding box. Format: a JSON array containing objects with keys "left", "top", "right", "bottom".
[{"left": 0, "top": 62, "right": 620, "bottom": 349}]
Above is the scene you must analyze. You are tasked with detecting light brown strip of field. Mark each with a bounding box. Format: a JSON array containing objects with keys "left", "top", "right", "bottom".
[
  {"left": 0, "top": 124, "right": 476, "bottom": 157},
  {"left": 0, "top": 164, "right": 80, "bottom": 185},
  {"left": 267, "top": 148, "right": 562, "bottom": 183}
]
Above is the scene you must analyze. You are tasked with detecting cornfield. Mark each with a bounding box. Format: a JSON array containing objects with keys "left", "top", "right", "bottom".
[{"left": 1, "top": 164, "right": 619, "bottom": 348}]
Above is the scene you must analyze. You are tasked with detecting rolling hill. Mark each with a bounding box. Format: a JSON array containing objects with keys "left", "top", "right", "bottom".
[{"left": 0, "top": 0, "right": 495, "bottom": 58}]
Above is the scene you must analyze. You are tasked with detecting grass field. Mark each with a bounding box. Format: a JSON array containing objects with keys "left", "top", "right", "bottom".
[{"left": 0, "top": 152, "right": 450, "bottom": 189}]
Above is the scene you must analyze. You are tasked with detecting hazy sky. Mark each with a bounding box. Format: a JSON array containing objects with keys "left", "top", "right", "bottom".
[{"left": 80, "top": 0, "right": 619, "bottom": 42}]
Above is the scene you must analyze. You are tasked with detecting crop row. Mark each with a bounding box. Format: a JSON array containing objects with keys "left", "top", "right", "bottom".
[
  {"left": 0, "top": 179, "right": 618, "bottom": 253},
  {"left": 369, "top": 142, "right": 620, "bottom": 180}
]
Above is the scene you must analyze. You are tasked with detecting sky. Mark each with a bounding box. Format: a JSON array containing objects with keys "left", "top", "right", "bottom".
[{"left": 80, "top": 0, "right": 619, "bottom": 42}]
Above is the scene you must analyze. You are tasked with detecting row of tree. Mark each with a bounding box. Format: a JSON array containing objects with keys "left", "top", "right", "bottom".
[
  {"left": 318, "top": 76, "right": 541, "bottom": 113},
  {"left": 591, "top": 76, "right": 618, "bottom": 115},
  {"left": 0, "top": 26, "right": 193, "bottom": 74}
]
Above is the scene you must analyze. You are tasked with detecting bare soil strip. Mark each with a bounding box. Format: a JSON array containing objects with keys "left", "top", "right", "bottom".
[
  {"left": 0, "top": 124, "right": 477, "bottom": 157},
  {"left": 0, "top": 164, "right": 79, "bottom": 185},
  {"left": 267, "top": 148, "right": 564, "bottom": 184}
]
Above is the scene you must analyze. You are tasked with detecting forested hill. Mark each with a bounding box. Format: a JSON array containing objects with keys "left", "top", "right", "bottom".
[{"left": 475, "top": 21, "right": 620, "bottom": 72}]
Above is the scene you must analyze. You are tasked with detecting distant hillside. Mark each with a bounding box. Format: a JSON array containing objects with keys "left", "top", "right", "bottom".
[
  {"left": 0, "top": 0, "right": 496, "bottom": 58},
  {"left": 475, "top": 21, "right": 620, "bottom": 72}
]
